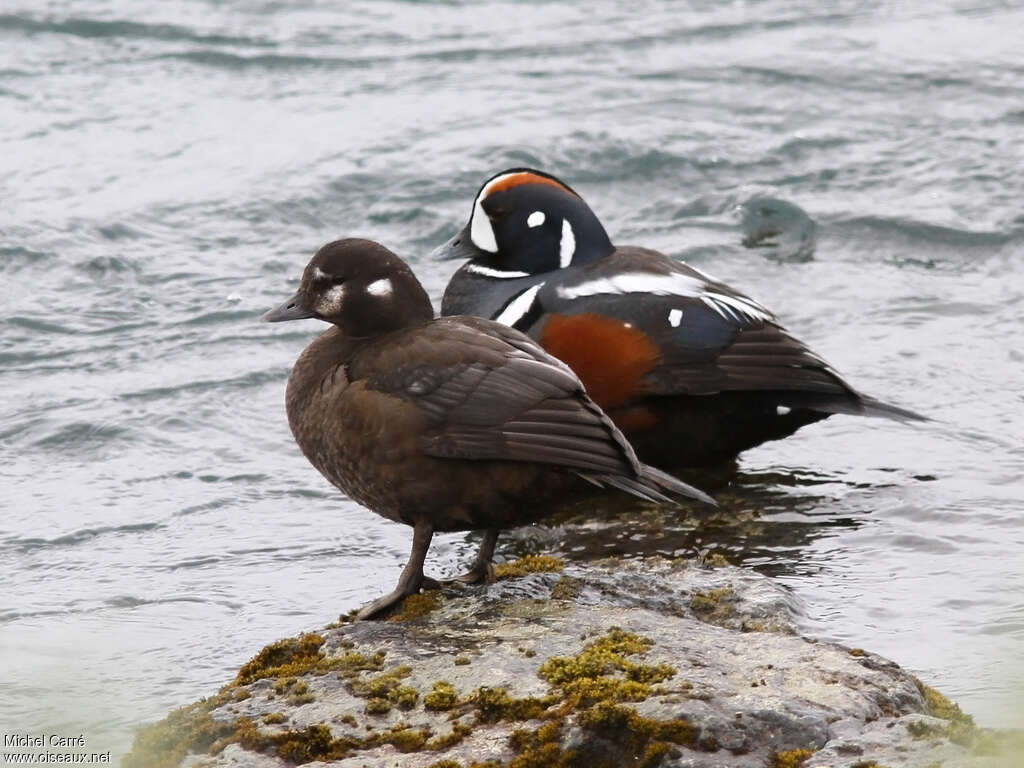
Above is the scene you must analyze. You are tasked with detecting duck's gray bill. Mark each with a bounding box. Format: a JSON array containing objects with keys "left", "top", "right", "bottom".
[
  {"left": 430, "top": 227, "right": 476, "bottom": 261},
  {"left": 262, "top": 292, "right": 316, "bottom": 323}
]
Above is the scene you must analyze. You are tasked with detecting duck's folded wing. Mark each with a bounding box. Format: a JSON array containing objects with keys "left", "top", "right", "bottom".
[
  {"left": 353, "top": 319, "right": 716, "bottom": 504},
  {"left": 363, "top": 344, "right": 641, "bottom": 478}
]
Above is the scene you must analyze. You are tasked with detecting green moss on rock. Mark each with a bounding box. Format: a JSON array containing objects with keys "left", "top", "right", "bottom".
[
  {"left": 122, "top": 696, "right": 236, "bottom": 768},
  {"left": 234, "top": 633, "right": 325, "bottom": 685},
  {"left": 689, "top": 587, "right": 736, "bottom": 626},
  {"left": 390, "top": 591, "right": 443, "bottom": 621},
  {"left": 494, "top": 555, "right": 564, "bottom": 580},
  {"left": 424, "top": 681, "right": 459, "bottom": 711},
  {"left": 772, "top": 748, "right": 816, "bottom": 768}
]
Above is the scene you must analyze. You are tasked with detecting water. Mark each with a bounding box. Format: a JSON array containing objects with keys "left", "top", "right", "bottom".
[{"left": 2, "top": 0, "right": 1023, "bottom": 759}]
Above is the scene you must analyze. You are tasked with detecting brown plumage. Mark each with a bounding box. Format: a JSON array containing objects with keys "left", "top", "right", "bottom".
[{"left": 263, "top": 238, "right": 714, "bottom": 619}]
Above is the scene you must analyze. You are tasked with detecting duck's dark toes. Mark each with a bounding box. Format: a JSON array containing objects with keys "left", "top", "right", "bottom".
[
  {"left": 354, "top": 589, "right": 414, "bottom": 621},
  {"left": 443, "top": 561, "right": 495, "bottom": 586},
  {"left": 421, "top": 576, "right": 444, "bottom": 591}
]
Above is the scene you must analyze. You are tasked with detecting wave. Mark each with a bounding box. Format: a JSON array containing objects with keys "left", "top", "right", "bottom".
[{"left": 0, "top": 13, "right": 272, "bottom": 48}]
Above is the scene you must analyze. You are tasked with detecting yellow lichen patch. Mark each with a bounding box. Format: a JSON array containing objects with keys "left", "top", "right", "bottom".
[
  {"left": 379, "top": 725, "right": 430, "bottom": 752},
  {"left": 390, "top": 591, "right": 443, "bottom": 621},
  {"left": 226, "top": 719, "right": 353, "bottom": 764},
  {"left": 349, "top": 664, "right": 415, "bottom": 702},
  {"left": 640, "top": 741, "right": 672, "bottom": 768},
  {"left": 454, "top": 655, "right": 471, "bottom": 666},
  {"left": 771, "top": 748, "right": 816, "bottom": 768},
  {"left": 234, "top": 633, "right": 326, "bottom": 685},
  {"left": 425, "top": 722, "right": 473, "bottom": 750},
  {"left": 427, "top": 761, "right": 463, "bottom": 768},
  {"left": 263, "top": 713, "right": 287, "bottom": 725},
  {"left": 573, "top": 701, "right": 700, "bottom": 762},
  {"left": 424, "top": 681, "right": 459, "bottom": 711},
  {"left": 702, "top": 552, "right": 732, "bottom": 568},
  {"left": 122, "top": 696, "right": 235, "bottom": 768},
  {"left": 470, "top": 687, "right": 554, "bottom": 723},
  {"left": 494, "top": 554, "right": 564, "bottom": 580},
  {"left": 689, "top": 587, "right": 736, "bottom": 625},
  {"left": 538, "top": 627, "right": 675, "bottom": 705},
  {"left": 506, "top": 721, "right": 574, "bottom": 768},
  {"left": 550, "top": 576, "right": 582, "bottom": 600},
  {"left": 333, "top": 649, "right": 388, "bottom": 674},
  {"left": 911, "top": 677, "right": 983, "bottom": 748},
  {"left": 365, "top": 697, "right": 391, "bottom": 715}
]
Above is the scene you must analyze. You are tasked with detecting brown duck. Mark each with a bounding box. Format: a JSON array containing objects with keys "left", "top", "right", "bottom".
[{"left": 263, "top": 238, "right": 715, "bottom": 619}]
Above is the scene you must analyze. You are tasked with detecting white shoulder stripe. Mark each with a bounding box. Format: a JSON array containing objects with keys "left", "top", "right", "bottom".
[
  {"left": 494, "top": 282, "right": 544, "bottom": 327},
  {"left": 555, "top": 272, "right": 706, "bottom": 300},
  {"left": 555, "top": 272, "right": 773, "bottom": 323}
]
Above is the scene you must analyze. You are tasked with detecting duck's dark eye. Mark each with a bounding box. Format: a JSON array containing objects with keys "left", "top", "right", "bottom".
[{"left": 329, "top": 276, "right": 346, "bottom": 286}]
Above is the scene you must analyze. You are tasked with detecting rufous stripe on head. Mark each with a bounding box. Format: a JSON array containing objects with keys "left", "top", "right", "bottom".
[{"left": 485, "top": 171, "right": 576, "bottom": 198}]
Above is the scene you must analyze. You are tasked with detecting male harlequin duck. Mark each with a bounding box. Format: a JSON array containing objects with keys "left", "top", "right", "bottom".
[
  {"left": 263, "top": 238, "right": 714, "bottom": 619},
  {"left": 437, "top": 168, "right": 926, "bottom": 468}
]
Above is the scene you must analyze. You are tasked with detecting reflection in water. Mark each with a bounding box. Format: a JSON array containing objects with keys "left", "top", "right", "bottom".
[{"left": 497, "top": 464, "right": 867, "bottom": 583}]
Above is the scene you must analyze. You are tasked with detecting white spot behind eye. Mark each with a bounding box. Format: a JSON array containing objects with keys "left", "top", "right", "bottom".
[
  {"left": 777, "top": 405, "right": 792, "bottom": 416},
  {"left": 313, "top": 267, "right": 329, "bottom": 280},
  {"left": 366, "top": 278, "right": 392, "bottom": 297},
  {"left": 494, "top": 282, "right": 544, "bottom": 327},
  {"left": 559, "top": 219, "right": 575, "bottom": 268},
  {"left": 527, "top": 211, "right": 545, "bottom": 228},
  {"left": 668, "top": 308, "right": 683, "bottom": 327}
]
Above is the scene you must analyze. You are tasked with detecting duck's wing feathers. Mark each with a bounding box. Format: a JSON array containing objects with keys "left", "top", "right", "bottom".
[
  {"left": 537, "top": 248, "right": 924, "bottom": 419},
  {"left": 354, "top": 318, "right": 713, "bottom": 504}
]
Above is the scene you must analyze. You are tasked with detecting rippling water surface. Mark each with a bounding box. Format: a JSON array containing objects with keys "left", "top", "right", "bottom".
[{"left": 2, "top": 0, "right": 1023, "bottom": 757}]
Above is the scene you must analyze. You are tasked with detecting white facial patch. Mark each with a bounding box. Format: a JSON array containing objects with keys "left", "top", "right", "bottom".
[
  {"left": 555, "top": 272, "right": 773, "bottom": 323},
  {"left": 777, "top": 405, "right": 792, "bottom": 416},
  {"left": 668, "top": 308, "right": 683, "bottom": 327},
  {"left": 469, "top": 171, "right": 525, "bottom": 253},
  {"left": 366, "top": 278, "right": 392, "bottom": 297},
  {"left": 494, "top": 282, "right": 544, "bottom": 328},
  {"left": 464, "top": 263, "right": 530, "bottom": 279},
  {"left": 559, "top": 219, "right": 575, "bottom": 269},
  {"left": 527, "top": 211, "right": 545, "bottom": 228},
  {"left": 315, "top": 284, "right": 345, "bottom": 315},
  {"left": 313, "top": 266, "right": 329, "bottom": 281}
]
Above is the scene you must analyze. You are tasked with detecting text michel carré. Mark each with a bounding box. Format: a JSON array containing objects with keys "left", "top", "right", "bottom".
[{"left": 4, "top": 735, "right": 86, "bottom": 748}]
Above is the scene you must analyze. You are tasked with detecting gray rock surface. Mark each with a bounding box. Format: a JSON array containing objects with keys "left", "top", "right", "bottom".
[{"left": 127, "top": 557, "right": 1014, "bottom": 768}]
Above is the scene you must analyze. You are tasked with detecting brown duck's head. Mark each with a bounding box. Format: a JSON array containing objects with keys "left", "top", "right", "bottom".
[{"left": 263, "top": 238, "right": 434, "bottom": 337}]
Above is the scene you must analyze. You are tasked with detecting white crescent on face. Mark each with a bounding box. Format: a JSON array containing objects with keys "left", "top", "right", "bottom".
[{"left": 469, "top": 172, "right": 524, "bottom": 253}]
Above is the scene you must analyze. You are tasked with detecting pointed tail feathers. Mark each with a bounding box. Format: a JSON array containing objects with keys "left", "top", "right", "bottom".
[
  {"left": 856, "top": 395, "right": 930, "bottom": 423},
  {"left": 581, "top": 467, "right": 717, "bottom": 507}
]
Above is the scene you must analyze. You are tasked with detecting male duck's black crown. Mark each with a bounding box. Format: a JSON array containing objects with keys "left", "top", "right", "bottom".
[
  {"left": 263, "top": 238, "right": 433, "bottom": 336},
  {"left": 435, "top": 168, "right": 614, "bottom": 276}
]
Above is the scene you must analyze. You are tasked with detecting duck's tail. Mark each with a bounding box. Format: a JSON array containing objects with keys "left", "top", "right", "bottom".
[{"left": 581, "top": 466, "right": 717, "bottom": 507}]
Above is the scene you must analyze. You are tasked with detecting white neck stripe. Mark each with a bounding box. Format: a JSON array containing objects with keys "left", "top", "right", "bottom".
[{"left": 464, "top": 263, "right": 531, "bottom": 279}]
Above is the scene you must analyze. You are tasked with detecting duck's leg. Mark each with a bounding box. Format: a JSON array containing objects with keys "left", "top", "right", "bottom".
[
  {"left": 356, "top": 520, "right": 434, "bottom": 620},
  {"left": 446, "top": 529, "right": 499, "bottom": 585}
]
